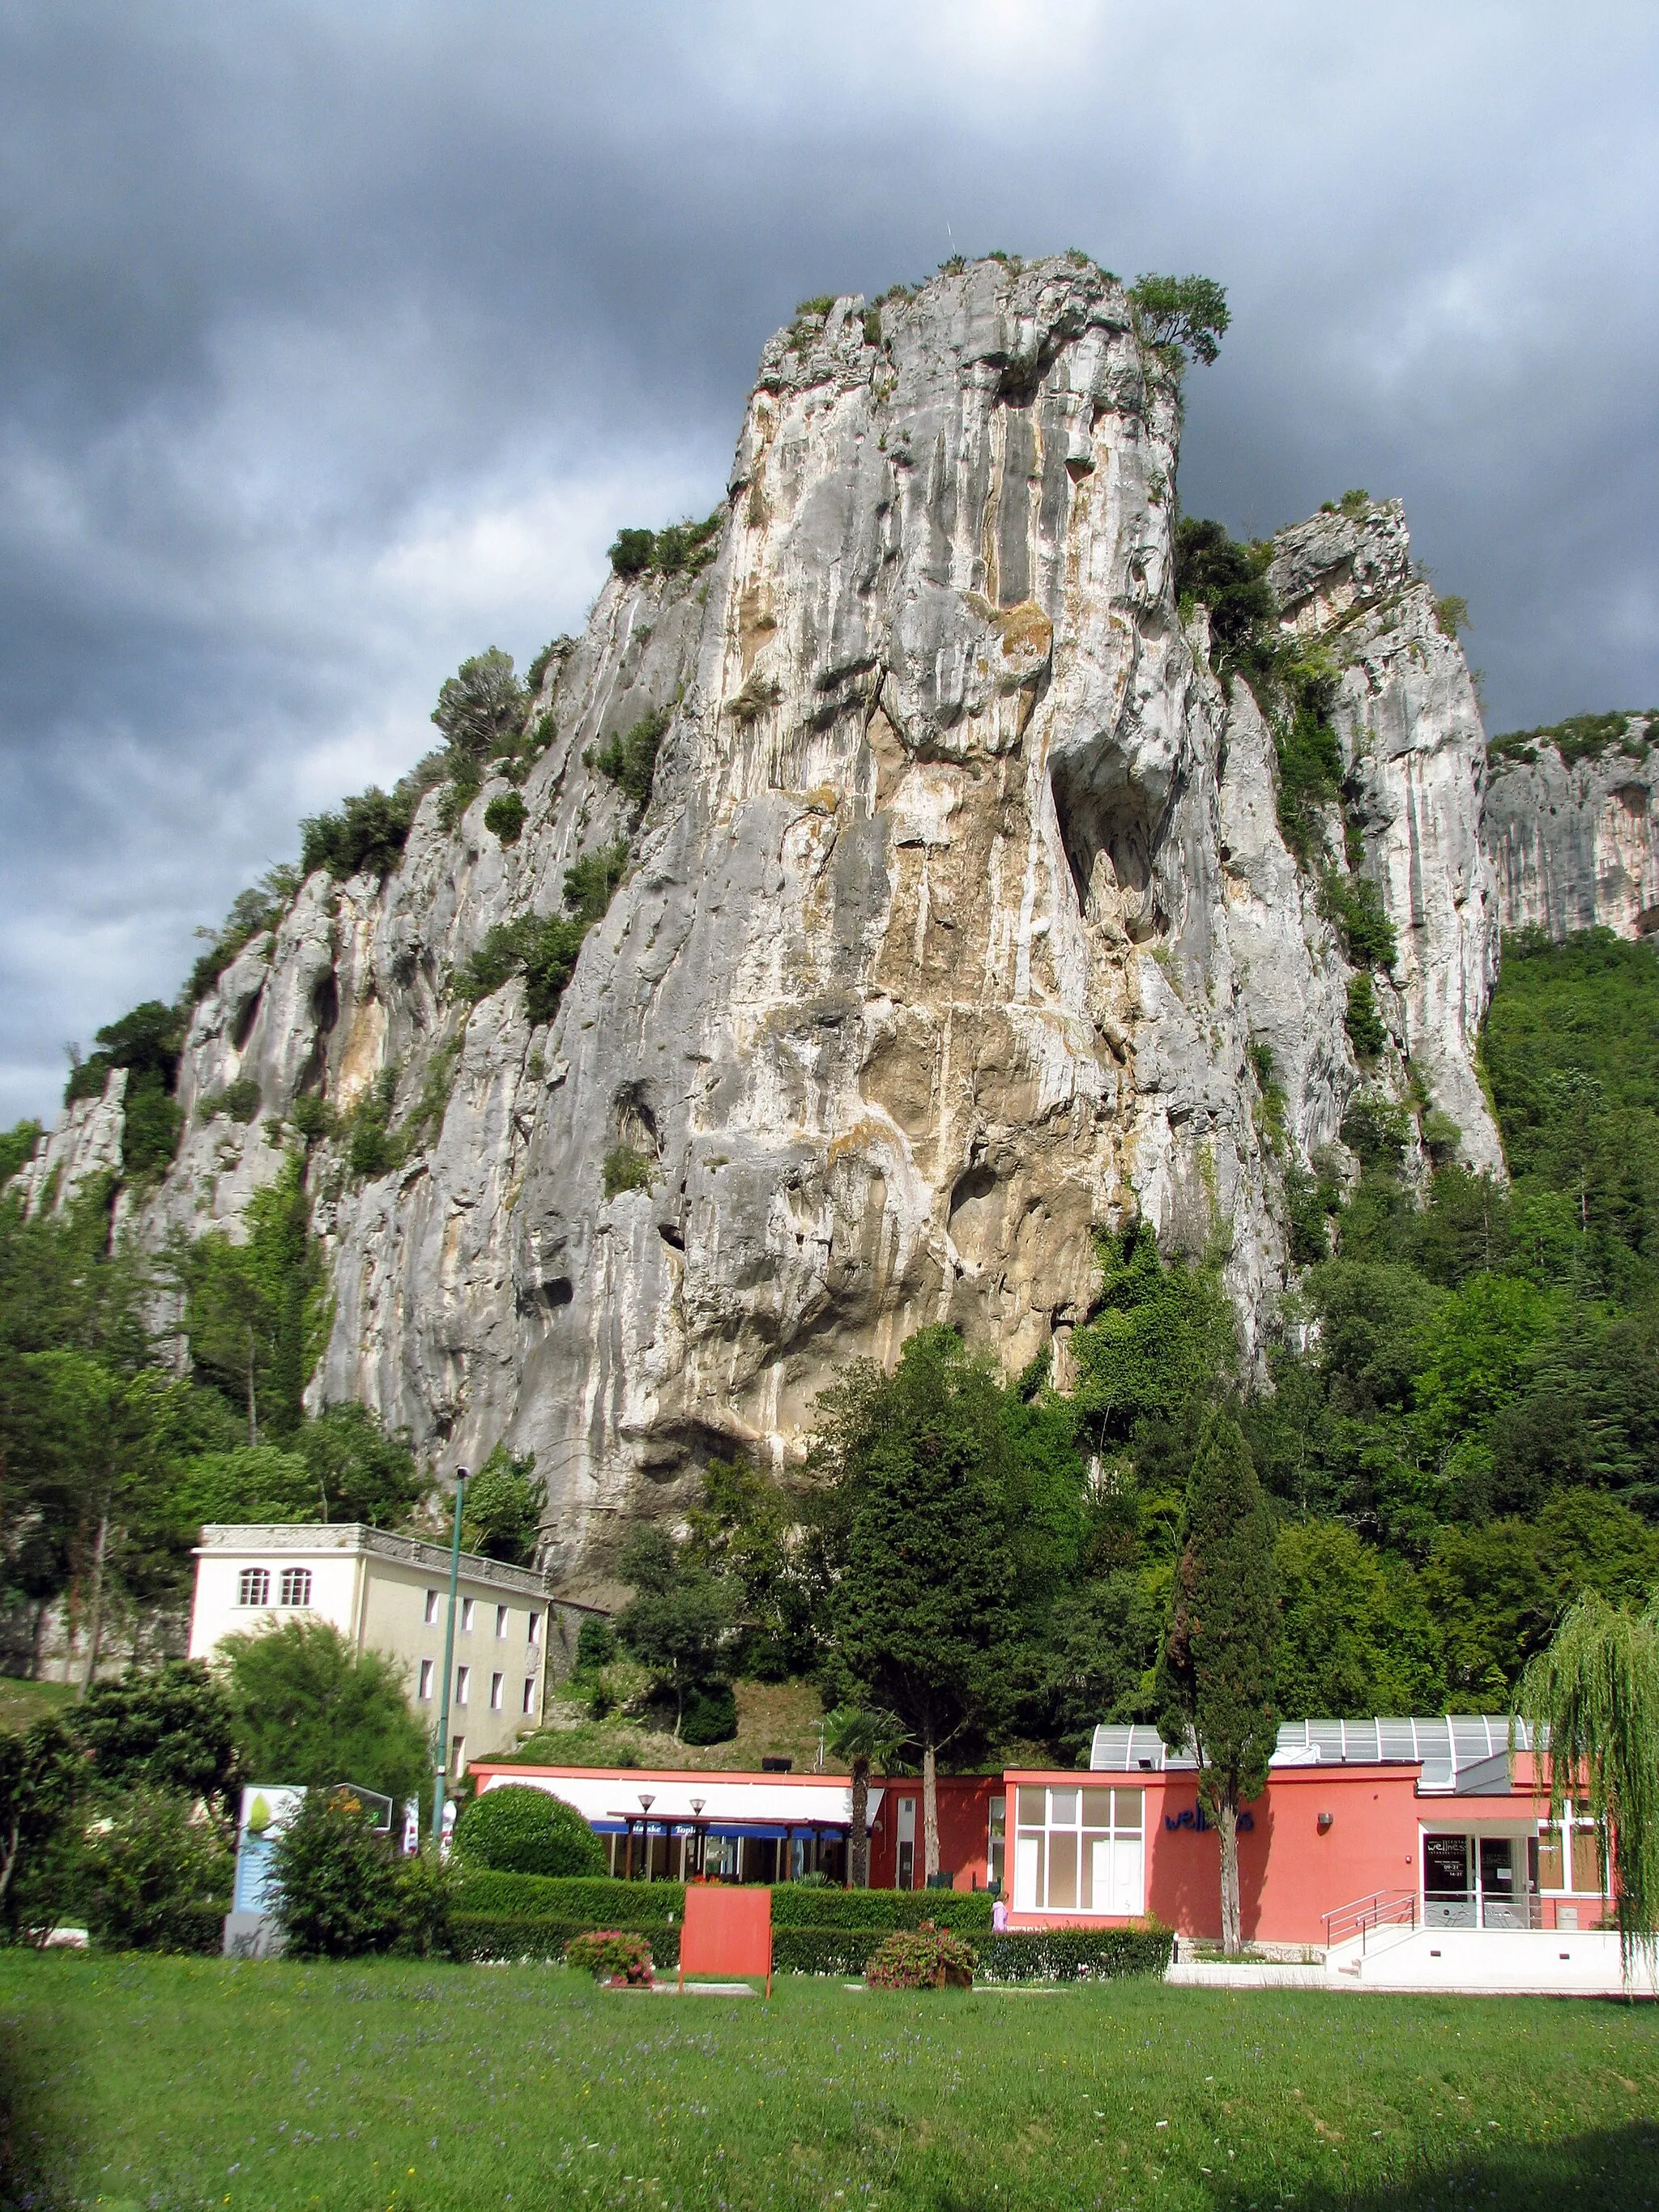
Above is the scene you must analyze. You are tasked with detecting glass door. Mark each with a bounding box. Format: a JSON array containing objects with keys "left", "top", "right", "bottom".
[
  {"left": 1478, "top": 1837, "right": 1525, "bottom": 1929},
  {"left": 1423, "top": 1833, "right": 1475, "bottom": 1928}
]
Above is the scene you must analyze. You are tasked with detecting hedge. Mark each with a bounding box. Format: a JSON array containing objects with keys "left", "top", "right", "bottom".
[
  {"left": 977, "top": 1928, "right": 1172, "bottom": 1983},
  {"left": 454, "top": 1873, "right": 685, "bottom": 1923},
  {"left": 451, "top": 1914, "right": 681, "bottom": 1967},
  {"left": 770, "top": 1888, "right": 992, "bottom": 1934}
]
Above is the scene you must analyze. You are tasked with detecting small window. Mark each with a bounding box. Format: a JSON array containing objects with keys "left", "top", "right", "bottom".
[
  {"left": 237, "top": 1567, "right": 270, "bottom": 1608},
  {"left": 490, "top": 1672, "right": 504, "bottom": 1711},
  {"left": 496, "top": 1604, "right": 509, "bottom": 1639},
  {"left": 279, "top": 1567, "right": 312, "bottom": 1609},
  {"left": 424, "top": 1589, "right": 439, "bottom": 1625},
  {"left": 461, "top": 1598, "right": 475, "bottom": 1633},
  {"left": 527, "top": 1610, "right": 541, "bottom": 1646},
  {"left": 522, "top": 1677, "right": 536, "bottom": 1715},
  {"left": 418, "top": 1659, "right": 433, "bottom": 1701},
  {"left": 450, "top": 1735, "right": 466, "bottom": 1778},
  {"left": 455, "top": 1664, "right": 470, "bottom": 1706}
]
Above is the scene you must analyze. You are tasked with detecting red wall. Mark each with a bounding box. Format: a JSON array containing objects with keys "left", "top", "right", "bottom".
[{"left": 867, "top": 1775, "right": 997, "bottom": 1892}]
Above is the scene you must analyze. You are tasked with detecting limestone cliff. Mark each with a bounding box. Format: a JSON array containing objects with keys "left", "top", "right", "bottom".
[
  {"left": 1482, "top": 716, "right": 1658, "bottom": 941},
  {"left": 28, "top": 258, "right": 1517, "bottom": 1590}
]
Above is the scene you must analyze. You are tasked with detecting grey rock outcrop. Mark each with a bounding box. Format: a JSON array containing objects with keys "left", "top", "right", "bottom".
[
  {"left": 1482, "top": 719, "right": 1659, "bottom": 941},
  {"left": 23, "top": 258, "right": 1515, "bottom": 1588}
]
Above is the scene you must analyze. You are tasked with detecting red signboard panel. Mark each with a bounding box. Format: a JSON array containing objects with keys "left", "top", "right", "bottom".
[{"left": 679, "top": 1884, "right": 773, "bottom": 1994}]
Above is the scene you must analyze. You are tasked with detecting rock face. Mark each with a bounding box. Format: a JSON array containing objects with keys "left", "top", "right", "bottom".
[
  {"left": 1482, "top": 719, "right": 1659, "bottom": 941},
  {"left": 28, "top": 258, "right": 1518, "bottom": 1591}
]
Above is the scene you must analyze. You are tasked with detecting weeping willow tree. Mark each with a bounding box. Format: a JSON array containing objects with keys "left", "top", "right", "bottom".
[{"left": 1515, "top": 1592, "right": 1659, "bottom": 1971}]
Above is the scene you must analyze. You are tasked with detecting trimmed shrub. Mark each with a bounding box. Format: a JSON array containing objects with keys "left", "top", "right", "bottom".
[
  {"left": 977, "top": 1926, "right": 1173, "bottom": 1983},
  {"left": 866, "top": 1924, "right": 976, "bottom": 1990},
  {"left": 450, "top": 1915, "right": 681, "bottom": 1967},
  {"left": 267, "top": 1788, "right": 408, "bottom": 1959},
  {"left": 454, "top": 1871, "right": 682, "bottom": 1923},
  {"left": 453, "top": 1785, "right": 606, "bottom": 1878},
  {"left": 567, "top": 1929, "right": 654, "bottom": 1984},
  {"left": 770, "top": 1886, "right": 992, "bottom": 1933}
]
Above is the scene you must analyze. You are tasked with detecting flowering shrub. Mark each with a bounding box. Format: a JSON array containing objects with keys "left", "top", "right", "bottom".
[
  {"left": 565, "top": 1929, "right": 654, "bottom": 1984},
  {"left": 864, "top": 1922, "right": 977, "bottom": 1991}
]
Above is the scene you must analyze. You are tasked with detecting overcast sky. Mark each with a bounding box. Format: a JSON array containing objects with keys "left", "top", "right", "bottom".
[{"left": 2, "top": 1, "right": 1655, "bottom": 1125}]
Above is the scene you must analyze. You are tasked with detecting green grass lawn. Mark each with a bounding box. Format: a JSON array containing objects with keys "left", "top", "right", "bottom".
[{"left": 0, "top": 1954, "right": 1653, "bottom": 2212}]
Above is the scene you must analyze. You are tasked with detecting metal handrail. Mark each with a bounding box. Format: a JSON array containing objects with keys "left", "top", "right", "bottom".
[{"left": 1322, "top": 1887, "right": 1418, "bottom": 1952}]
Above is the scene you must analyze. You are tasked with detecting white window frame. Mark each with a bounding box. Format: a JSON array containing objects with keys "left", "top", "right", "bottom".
[
  {"left": 417, "top": 1659, "right": 433, "bottom": 1701},
  {"left": 278, "top": 1566, "right": 313, "bottom": 1609},
  {"left": 424, "top": 1589, "right": 440, "bottom": 1625},
  {"left": 455, "top": 1664, "right": 470, "bottom": 1707},
  {"left": 237, "top": 1567, "right": 270, "bottom": 1608},
  {"left": 461, "top": 1598, "right": 475, "bottom": 1633},
  {"left": 522, "top": 1677, "right": 536, "bottom": 1715},
  {"left": 1536, "top": 1805, "right": 1606, "bottom": 1896},
  {"left": 1012, "top": 1784, "right": 1145, "bottom": 1916},
  {"left": 527, "top": 1609, "right": 541, "bottom": 1646},
  {"left": 489, "top": 1671, "right": 504, "bottom": 1711}
]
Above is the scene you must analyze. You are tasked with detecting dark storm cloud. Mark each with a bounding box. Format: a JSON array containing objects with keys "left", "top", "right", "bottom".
[{"left": 2, "top": 0, "right": 1655, "bottom": 1120}]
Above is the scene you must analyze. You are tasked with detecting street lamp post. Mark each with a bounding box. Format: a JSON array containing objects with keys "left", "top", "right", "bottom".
[
  {"left": 689, "top": 1796, "right": 705, "bottom": 1881},
  {"left": 638, "top": 1793, "right": 655, "bottom": 1883},
  {"left": 429, "top": 1465, "right": 469, "bottom": 1845}
]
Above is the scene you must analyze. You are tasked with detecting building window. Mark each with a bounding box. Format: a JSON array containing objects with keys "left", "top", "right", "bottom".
[
  {"left": 897, "top": 1796, "right": 916, "bottom": 1891},
  {"left": 495, "top": 1604, "right": 509, "bottom": 1639},
  {"left": 1537, "top": 1809, "right": 1604, "bottom": 1894},
  {"left": 527, "top": 1610, "right": 541, "bottom": 1646},
  {"left": 418, "top": 1660, "right": 433, "bottom": 1701},
  {"left": 490, "top": 1672, "right": 504, "bottom": 1711},
  {"left": 455, "top": 1664, "right": 470, "bottom": 1706},
  {"left": 1013, "top": 1786, "right": 1145, "bottom": 1916},
  {"left": 461, "top": 1599, "right": 475, "bottom": 1633},
  {"left": 237, "top": 1567, "right": 271, "bottom": 1607},
  {"left": 278, "top": 1567, "right": 313, "bottom": 1609},
  {"left": 988, "top": 1796, "right": 1007, "bottom": 1894},
  {"left": 450, "top": 1735, "right": 466, "bottom": 1778},
  {"left": 424, "top": 1589, "right": 439, "bottom": 1625},
  {"left": 522, "top": 1677, "right": 536, "bottom": 1715}
]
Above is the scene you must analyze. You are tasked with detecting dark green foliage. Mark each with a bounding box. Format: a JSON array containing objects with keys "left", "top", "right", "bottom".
[
  {"left": 202, "top": 1077, "right": 262, "bottom": 1125},
  {"left": 686, "top": 1458, "right": 820, "bottom": 1680},
  {"left": 1273, "top": 672, "right": 1345, "bottom": 865},
  {"left": 1128, "top": 274, "right": 1230, "bottom": 367},
  {"left": 1346, "top": 973, "right": 1388, "bottom": 1059},
  {"left": 1172, "top": 519, "right": 1275, "bottom": 672},
  {"left": 864, "top": 1924, "right": 976, "bottom": 1988},
  {"left": 65, "top": 999, "right": 183, "bottom": 1106},
  {"left": 606, "top": 512, "right": 723, "bottom": 582},
  {"left": 454, "top": 1784, "right": 606, "bottom": 1878},
  {"left": 299, "top": 786, "right": 415, "bottom": 879},
  {"left": 220, "top": 1620, "right": 430, "bottom": 1809},
  {"left": 291, "top": 1404, "right": 422, "bottom": 1526},
  {"left": 79, "top": 1786, "right": 232, "bottom": 1953},
  {"left": 861, "top": 308, "right": 881, "bottom": 347},
  {"left": 1435, "top": 594, "right": 1469, "bottom": 640},
  {"left": 289, "top": 1093, "right": 331, "bottom": 1143},
  {"left": 602, "top": 1144, "right": 652, "bottom": 1198},
  {"left": 594, "top": 705, "right": 670, "bottom": 808},
  {"left": 454, "top": 1872, "right": 683, "bottom": 1924},
  {"left": 615, "top": 1524, "right": 736, "bottom": 1732},
  {"left": 75, "top": 1660, "right": 241, "bottom": 1816},
  {"left": 574, "top": 1617, "right": 617, "bottom": 1673},
  {"left": 118, "top": 1078, "right": 182, "bottom": 1178},
  {"left": 0, "top": 1122, "right": 41, "bottom": 1187},
  {"left": 563, "top": 840, "right": 629, "bottom": 923},
  {"left": 450, "top": 1912, "right": 680, "bottom": 1967},
  {"left": 484, "top": 791, "right": 528, "bottom": 846},
  {"left": 1324, "top": 870, "right": 1397, "bottom": 969},
  {"left": 186, "top": 864, "right": 301, "bottom": 1004},
  {"left": 1158, "top": 1409, "right": 1277, "bottom": 1947},
  {"left": 168, "top": 1443, "right": 316, "bottom": 1528},
  {"left": 346, "top": 1066, "right": 398, "bottom": 1179},
  {"left": 173, "top": 1156, "right": 325, "bottom": 1438},
  {"left": 677, "top": 1679, "right": 738, "bottom": 1745},
  {"left": 526, "top": 637, "right": 569, "bottom": 693},
  {"left": 454, "top": 838, "right": 627, "bottom": 1026},
  {"left": 770, "top": 1886, "right": 991, "bottom": 1933},
  {"left": 978, "top": 1926, "right": 1174, "bottom": 1983},
  {"left": 795, "top": 294, "right": 835, "bottom": 318},
  {"left": 431, "top": 649, "right": 528, "bottom": 767},
  {"left": 268, "top": 1788, "right": 440, "bottom": 1958},
  {"left": 1489, "top": 710, "right": 1654, "bottom": 771},
  {"left": 1070, "top": 1224, "right": 1235, "bottom": 1447},
  {"left": 460, "top": 1443, "right": 543, "bottom": 1565},
  {"left": 0, "top": 1715, "right": 83, "bottom": 1936}
]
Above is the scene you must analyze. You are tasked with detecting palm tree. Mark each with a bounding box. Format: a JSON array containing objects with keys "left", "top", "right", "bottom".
[
  {"left": 824, "top": 1706, "right": 907, "bottom": 1890},
  {"left": 1515, "top": 1592, "right": 1659, "bottom": 1970}
]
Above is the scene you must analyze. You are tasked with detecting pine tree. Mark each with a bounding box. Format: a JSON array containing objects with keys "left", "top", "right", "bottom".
[{"left": 1157, "top": 1409, "right": 1278, "bottom": 1953}]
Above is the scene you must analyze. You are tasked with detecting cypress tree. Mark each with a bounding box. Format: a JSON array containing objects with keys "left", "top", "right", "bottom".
[{"left": 1158, "top": 1408, "right": 1278, "bottom": 1953}]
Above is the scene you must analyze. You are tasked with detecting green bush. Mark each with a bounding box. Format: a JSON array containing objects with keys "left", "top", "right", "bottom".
[
  {"left": 608, "top": 528, "right": 657, "bottom": 577},
  {"left": 866, "top": 1924, "right": 977, "bottom": 1989},
  {"left": 453, "top": 1785, "right": 606, "bottom": 1878},
  {"left": 0, "top": 1119, "right": 41, "bottom": 1187},
  {"left": 454, "top": 1872, "right": 681, "bottom": 1923},
  {"left": 678, "top": 1680, "right": 738, "bottom": 1745},
  {"left": 1346, "top": 974, "right": 1388, "bottom": 1061},
  {"left": 484, "top": 791, "right": 529, "bottom": 846},
  {"left": 203, "top": 1077, "right": 262, "bottom": 1125},
  {"left": 1323, "top": 871, "right": 1397, "bottom": 970},
  {"left": 121, "top": 1076, "right": 183, "bottom": 1177},
  {"left": 770, "top": 1887, "right": 992, "bottom": 1933},
  {"left": 79, "top": 1787, "right": 232, "bottom": 1953},
  {"left": 268, "top": 1788, "right": 447, "bottom": 1959},
  {"left": 1273, "top": 687, "right": 1344, "bottom": 867},
  {"left": 603, "top": 1144, "right": 653, "bottom": 1199},
  {"left": 607, "top": 513, "right": 723, "bottom": 582},
  {"left": 566, "top": 1929, "right": 654, "bottom": 1984},
  {"left": 300, "top": 786, "right": 415, "bottom": 879},
  {"left": 431, "top": 649, "right": 528, "bottom": 769},
  {"left": 450, "top": 1912, "right": 682, "bottom": 1967},
  {"left": 977, "top": 1926, "right": 1174, "bottom": 1983},
  {"left": 593, "top": 706, "right": 670, "bottom": 808},
  {"left": 575, "top": 1617, "right": 618, "bottom": 1672},
  {"left": 1128, "top": 273, "right": 1230, "bottom": 368},
  {"left": 563, "top": 841, "right": 628, "bottom": 923},
  {"left": 771, "top": 1927, "right": 876, "bottom": 1975}
]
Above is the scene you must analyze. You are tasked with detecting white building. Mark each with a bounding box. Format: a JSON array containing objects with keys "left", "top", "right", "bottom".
[{"left": 189, "top": 1524, "right": 600, "bottom": 1771}]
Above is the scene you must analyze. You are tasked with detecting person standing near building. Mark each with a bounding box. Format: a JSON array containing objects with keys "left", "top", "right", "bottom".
[{"left": 992, "top": 1892, "right": 1009, "bottom": 1933}]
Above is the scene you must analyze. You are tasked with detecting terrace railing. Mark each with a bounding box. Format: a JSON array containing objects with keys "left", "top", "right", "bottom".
[{"left": 1322, "top": 1887, "right": 1418, "bottom": 1954}]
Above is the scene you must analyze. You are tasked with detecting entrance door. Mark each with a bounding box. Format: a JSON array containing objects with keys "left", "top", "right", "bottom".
[
  {"left": 1478, "top": 1837, "right": 1525, "bottom": 1929},
  {"left": 896, "top": 1796, "right": 915, "bottom": 1890},
  {"left": 1423, "top": 1834, "right": 1475, "bottom": 1928}
]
